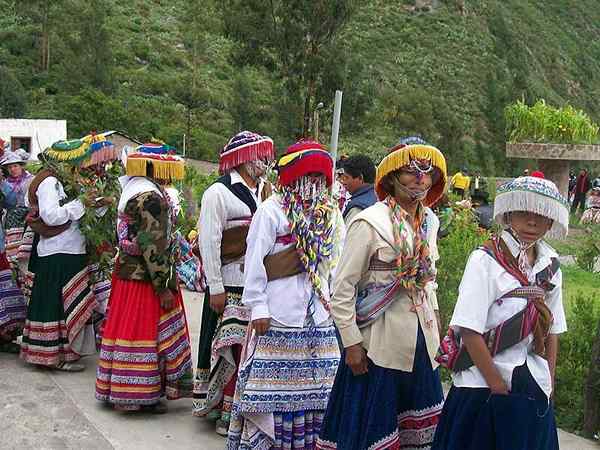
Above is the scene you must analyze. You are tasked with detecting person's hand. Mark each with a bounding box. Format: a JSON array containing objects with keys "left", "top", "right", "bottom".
[
  {"left": 345, "top": 344, "right": 368, "bottom": 376},
  {"left": 209, "top": 293, "right": 227, "bottom": 314},
  {"left": 158, "top": 289, "right": 175, "bottom": 310},
  {"left": 252, "top": 318, "right": 271, "bottom": 336},
  {"left": 489, "top": 379, "right": 509, "bottom": 396}
]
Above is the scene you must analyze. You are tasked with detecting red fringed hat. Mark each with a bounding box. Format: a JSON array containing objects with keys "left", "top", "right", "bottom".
[
  {"left": 219, "top": 130, "right": 275, "bottom": 174},
  {"left": 277, "top": 140, "right": 334, "bottom": 187}
]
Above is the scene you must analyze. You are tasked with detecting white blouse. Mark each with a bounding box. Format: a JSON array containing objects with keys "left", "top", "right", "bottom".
[
  {"left": 29, "top": 176, "right": 86, "bottom": 257},
  {"left": 197, "top": 170, "right": 267, "bottom": 295},
  {"left": 242, "top": 196, "right": 345, "bottom": 327},
  {"left": 450, "top": 231, "right": 567, "bottom": 398}
]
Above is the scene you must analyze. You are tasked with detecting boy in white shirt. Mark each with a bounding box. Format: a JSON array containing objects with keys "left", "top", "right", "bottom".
[{"left": 433, "top": 175, "right": 568, "bottom": 450}]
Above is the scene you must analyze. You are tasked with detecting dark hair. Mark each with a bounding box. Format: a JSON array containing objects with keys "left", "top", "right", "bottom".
[{"left": 341, "top": 154, "right": 376, "bottom": 184}]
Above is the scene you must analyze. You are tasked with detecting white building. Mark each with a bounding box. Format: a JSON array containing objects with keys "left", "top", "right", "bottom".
[{"left": 0, "top": 119, "right": 67, "bottom": 160}]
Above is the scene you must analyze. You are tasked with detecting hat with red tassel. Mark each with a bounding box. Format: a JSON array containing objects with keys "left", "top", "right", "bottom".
[
  {"left": 219, "top": 131, "right": 275, "bottom": 174},
  {"left": 276, "top": 140, "right": 334, "bottom": 187}
]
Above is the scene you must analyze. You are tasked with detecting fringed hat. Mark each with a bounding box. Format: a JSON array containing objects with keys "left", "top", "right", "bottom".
[
  {"left": 1, "top": 148, "right": 29, "bottom": 166},
  {"left": 126, "top": 140, "right": 185, "bottom": 181},
  {"left": 219, "top": 130, "right": 275, "bottom": 174},
  {"left": 494, "top": 176, "right": 569, "bottom": 238},
  {"left": 276, "top": 140, "right": 334, "bottom": 187},
  {"left": 375, "top": 137, "right": 447, "bottom": 206},
  {"left": 44, "top": 131, "right": 119, "bottom": 167}
]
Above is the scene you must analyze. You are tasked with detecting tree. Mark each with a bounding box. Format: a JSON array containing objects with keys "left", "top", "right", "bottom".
[
  {"left": 0, "top": 66, "right": 27, "bottom": 117},
  {"left": 221, "top": 0, "right": 357, "bottom": 137}
]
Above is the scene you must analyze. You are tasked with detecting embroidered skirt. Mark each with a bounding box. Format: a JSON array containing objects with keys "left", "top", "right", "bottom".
[
  {"left": 317, "top": 326, "right": 444, "bottom": 450},
  {"left": 227, "top": 322, "right": 340, "bottom": 450},
  {"left": 20, "top": 253, "right": 97, "bottom": 366},
  {"left": 431, "top": 363, "right": 558, "bottom": 450},
  {"left": 95, "top": 276, "right": 193, "bottom": 406},
  {"left": 4, "top": 206, "right": 28, "bottom": 261},
  {"left": 0, "top": 252, "right": 26, "bottom": 341},
  {"left": 193, "top": 286, "right": 249, "bottom": 421},
  {"left": 581, "top": 207, "right": 600, "bottom": 225}
]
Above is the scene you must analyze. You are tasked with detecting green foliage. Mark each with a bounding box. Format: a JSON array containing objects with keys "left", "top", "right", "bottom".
[
  {"left": 3, "top": 0, "right": 600, "bottom": 172},
  {"left": 554, "top": 287, "right": 600, "bottom": 432},
  {"left": 436, "top": 206, "right": 490, "bottom": 328},
  {"left": 505, "top": 99, "right": 600, "bottom": 144},
  {"left": 575, "top": 225, "right": 600, "bottom": 272},
  {"left": 0, "top": 66, "right": 26, "bottom": 117}
]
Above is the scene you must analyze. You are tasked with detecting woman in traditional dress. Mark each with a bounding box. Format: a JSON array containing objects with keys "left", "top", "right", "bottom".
[
  {"left": 433, "top": 175, "right": 567, "bottom": 450},
  {"left": 317, "top": 137, "right": 447, "bottom": 450},
  {"left": 0, "top": 180, "right": 27, "bottom": 353},
  {"left": 580, "top": 186, "right": 600, "bottom": 224},
  {"left": 19, "top": 140, "right": 111, "bottom": 371},
  {"left": 95, "top": 142, "right": 194, "bottom": 413},
  {"left": 227, "top": 140, "right": 344, "bottom": 449},
  {"left": 0, "top": 149, "right": 34, "bottom": 292}
]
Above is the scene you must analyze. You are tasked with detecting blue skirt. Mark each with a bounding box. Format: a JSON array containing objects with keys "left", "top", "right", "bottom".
[
  {"left": 432, "top": 364, "right": 558, "bottom": 450},
  {"left": 317, "top": 325, "right": 444, "bottom": 450}
]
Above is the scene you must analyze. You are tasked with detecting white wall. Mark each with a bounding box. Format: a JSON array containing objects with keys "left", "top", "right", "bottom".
[{"left": 0, "top": 119, "right": 67, "bottom": 160}]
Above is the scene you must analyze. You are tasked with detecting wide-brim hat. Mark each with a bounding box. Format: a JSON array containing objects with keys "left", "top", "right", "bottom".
[
  {"left": 1, "top": 148, "right": 29, "bottom": 166},
  {"left": 44, "top": 131, "right": 118, "bottom": 167},
  {"left": 276, "top": 140, "right": 334, "bottom": 187},
  {"left": 126, "top": 141, "right": 185, "bottom": 181},
  {"left": 219, "top": 130, "right": 275, "bottom": 174},
  {"left": 493, "top": 176, "right": 569, "bottom": 238},
  {"left": 375, "top": 143, "right": 448, "bottom": 206}
]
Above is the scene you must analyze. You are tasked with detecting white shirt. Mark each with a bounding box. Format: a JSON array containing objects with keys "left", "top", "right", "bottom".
[
  {"left": 450, "top": 231, "right": 567, "bottom": 398},
  {"left": 28, "top": 176, "right": 86, "bottom": 257},
  {"left": 197, "top": 170, "right": 267, "bottom": 295},
  {"left": 242, "top": 195, "right": 345, "bottom": 327}
]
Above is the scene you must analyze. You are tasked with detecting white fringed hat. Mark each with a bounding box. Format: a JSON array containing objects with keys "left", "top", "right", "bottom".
[
  {"left": 494, "top": 176, "right": 569, "bottom": 238},
  {"left": 0, "top": 148, "right": 29, "bottom": 166}
]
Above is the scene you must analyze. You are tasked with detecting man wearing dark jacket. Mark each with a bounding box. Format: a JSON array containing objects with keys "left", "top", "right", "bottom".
[
  {"left": 572, "top": 169, "right": 591, "bottom": 214},
  {"left": 339, "top": 154, "right": 377, "bottom": 224}
]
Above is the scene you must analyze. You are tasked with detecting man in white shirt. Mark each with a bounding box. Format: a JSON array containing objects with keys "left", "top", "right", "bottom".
[
  {"left": 227, "top": 139, "right": 344, "bottom": 450},
  {"left": 192, "top": 131, "right": 274, "bottom": 436}
]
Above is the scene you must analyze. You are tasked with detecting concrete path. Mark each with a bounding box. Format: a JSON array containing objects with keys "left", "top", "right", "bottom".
[{"left": 1, "top": 290, "right": 597, "bottom": 449}]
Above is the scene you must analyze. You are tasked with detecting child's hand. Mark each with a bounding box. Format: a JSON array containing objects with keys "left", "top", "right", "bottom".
[
  {"left": 489, "top": 380, "right": 509, "bottom": 395},
  {"left": 345, "top": 344, "right": 368, "bottom": 376}
]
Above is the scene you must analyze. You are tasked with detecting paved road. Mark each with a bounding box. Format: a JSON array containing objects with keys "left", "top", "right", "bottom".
[{"left": 0, "top": 290, "right": 597, "bottom": 449}]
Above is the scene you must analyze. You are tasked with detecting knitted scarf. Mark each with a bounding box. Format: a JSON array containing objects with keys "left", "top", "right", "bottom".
[
  {"left": 384, "top": 195, "right": 436, "bottom": 326},
  {"left": 279, "top": 176, "right": 335, "bottom": 310}
]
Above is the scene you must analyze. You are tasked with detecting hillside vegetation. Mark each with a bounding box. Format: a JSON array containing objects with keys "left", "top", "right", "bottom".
[{"left": 1, "top": 0, "right": 600, "bottom": 174}]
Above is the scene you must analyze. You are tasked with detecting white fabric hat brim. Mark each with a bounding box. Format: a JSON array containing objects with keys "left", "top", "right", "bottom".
[{"left": 493, "top": 176, "right": 569, "bottom": 238}]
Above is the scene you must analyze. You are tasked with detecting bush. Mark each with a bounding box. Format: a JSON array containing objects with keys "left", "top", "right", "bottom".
[
  {"left": 554, "top": 292, "right": 600, "bottom": 432},
  {"left": 436, "top": 206, "right": 491, "bottom": 328},
  {"left": 575, "top": 225, "right": 600, "bottom": 272},
  {"left": 505, "top": 99, "right": 599, "bottom": 145}
]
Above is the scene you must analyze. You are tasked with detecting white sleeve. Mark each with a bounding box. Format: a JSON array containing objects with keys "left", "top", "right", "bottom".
[
  {"left": 37, "top": 178, "right": 85, "bottom": 226},
  {"left": 426, "top": 210, "right": 440, "bottom": 310},
  {"left": 197, "top": 185, "right": 228, "bottom": 295},
  {"left": 449, "top": 250, "right": 497, "bottom": 334},
  {"left": 547, "top": 268, "right": 567, "bottom": 334},
  {"left": 241, "top": 202, "right": 277, "bottom": 321}
]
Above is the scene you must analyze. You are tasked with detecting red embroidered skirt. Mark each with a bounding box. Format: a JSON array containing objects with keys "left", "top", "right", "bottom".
[{"left": 96, "top": 275, "right": 193, "bottom": 406}]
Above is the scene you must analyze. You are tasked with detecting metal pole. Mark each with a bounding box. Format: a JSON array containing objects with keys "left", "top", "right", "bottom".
[{"left": 330, "top": 90, "right": 343, "bottom": 162}]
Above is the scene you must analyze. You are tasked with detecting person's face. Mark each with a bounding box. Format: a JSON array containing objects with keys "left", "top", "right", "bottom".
[
  {"left": 7, "top": 163, "right": 23, "bottom": 178},
  {"left": 509, "top": 211, "right": 552, "bottom": 244},
  {"left": 393, "top": 168, "right": 433, "bottom": 202},
  {"left": 580, "top": 170, "right": 586, "bottom": 176},
  {"left": 340, "top": 170, "right": 364, "bottom": 194}
]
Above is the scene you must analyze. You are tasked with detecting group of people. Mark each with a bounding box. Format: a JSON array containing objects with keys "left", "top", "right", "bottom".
[
  {"left": 569, "top": 168, "right": 600, "bottom": 224},
  {"left": 0, "top": 129, "right": 569, "bottom": 450}
]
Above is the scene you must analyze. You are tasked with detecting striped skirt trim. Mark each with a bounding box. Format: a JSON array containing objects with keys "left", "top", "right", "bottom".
[{"left": 0, "top": 266, "right": 26, "bottom": 340}]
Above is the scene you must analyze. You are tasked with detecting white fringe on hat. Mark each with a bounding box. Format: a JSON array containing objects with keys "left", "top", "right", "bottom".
[
  {"left": 493, "top": 176, "right": 569, "bottom": 238},
  {"left": 0, "top": 148, "right": 29, "bottom": 166}
]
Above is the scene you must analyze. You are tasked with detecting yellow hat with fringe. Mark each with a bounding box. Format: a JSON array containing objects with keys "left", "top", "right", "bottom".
[
  {"left": 375, "top": 141, "right": 447, "bottom": 206},
  {"left": 126, "top": 140, "right": 185, "bottom": 181}
]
